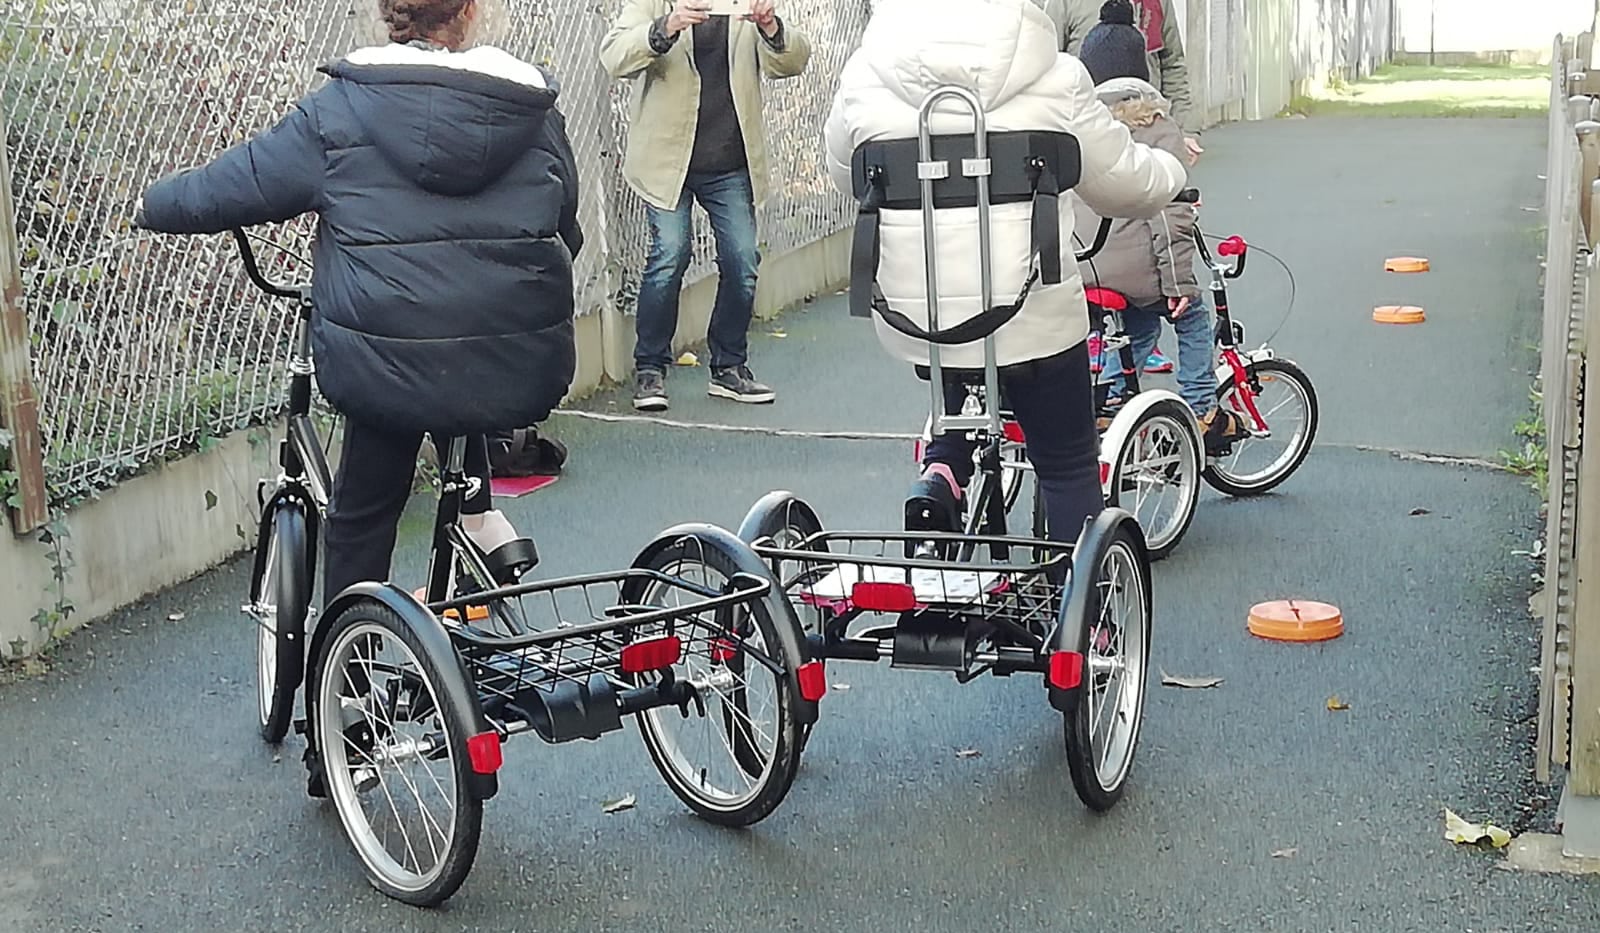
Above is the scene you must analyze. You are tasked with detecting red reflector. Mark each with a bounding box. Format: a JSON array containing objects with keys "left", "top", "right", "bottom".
[
  {"left": 852, "top": 581, "right": 917, "bottom": 612},
  {"left": 796, "top": 661, "right": 827, "bottom": 702},
  {"left": 1099, "top": 460, "right": 1111, "bottom": 486},
  {"left": 1003, "top": 420, "right": 1025, "bottom": 444},
  {"left": 913, "top": 439, "right": 925, "bottom": 462},
  {"left": 1218, "top": 235, "right": 1248, "bottom": 257},
  {"left": 1048, "top": 651, "right": 1084, "bottom": 690},
  {"left": 710, "top": 637, "right": 737, "bottom": 663},
  {"left": 620, "top": 635, "right": 683, "bottom": 674},
  {"left": 466, "top": 731, "right": 503, "bottom": 775}
]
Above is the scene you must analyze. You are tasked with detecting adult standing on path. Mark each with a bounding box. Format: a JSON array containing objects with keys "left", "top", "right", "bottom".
[
  {"left": 600, "top": 0, "right": 811, "bottom": 412},
  {"left": 1043, "top": 0, "right": 1203, "bottom": 164}
]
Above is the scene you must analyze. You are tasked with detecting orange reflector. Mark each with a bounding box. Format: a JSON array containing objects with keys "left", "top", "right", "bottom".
[
  {"left": 1384, "top": 256, "right": 1430, "bottom": 273},
  {"left": 1373, "top": 305, "right": 1425, "bottom": 324},
  {"left": 413, "top": 587, "right": 489, "bottom": 622},
  {"left": 1048, "top": 651, "right": 1084, "bottom": 690},
  {"left": 1248, "top": 599, "right": 1344, "bottom": 643},
  {"left": 466, "top": 731, "right": 503, "bottom": 774},
  {"left": 851, "top": 581, "right": 917, "bottom": 612},
  {"left": 620, "top": 635, "right": 683, "bottom": 673},
  {"left": 796, "top": 661, "right": 827, "bottom": 702}
]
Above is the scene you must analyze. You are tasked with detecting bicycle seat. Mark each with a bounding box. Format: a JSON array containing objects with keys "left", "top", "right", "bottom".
[{"left": 1084, "top": 287, "right": 1128, "bottom": 311}]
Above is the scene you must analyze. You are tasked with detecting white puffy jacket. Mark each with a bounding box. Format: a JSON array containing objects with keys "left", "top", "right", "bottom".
[{"left": 823, "top": 0, "right": 1187, "bottom": 369}]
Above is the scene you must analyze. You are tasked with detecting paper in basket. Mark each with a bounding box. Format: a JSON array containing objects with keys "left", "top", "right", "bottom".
[{"left": 806, "top": 563, "right": 1005, "bottom": 605}]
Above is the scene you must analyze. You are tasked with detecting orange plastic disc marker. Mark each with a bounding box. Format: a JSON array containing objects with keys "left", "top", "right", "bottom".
[
  {"left": 1248, "top": 599, "right": 1344, "bottom": 643},
  {"left": 1373, "top": 305, "right": 1426, "bottom": 324},
  {"left": 1384, "top": 256, "right": 1430, "bottom": 273}
]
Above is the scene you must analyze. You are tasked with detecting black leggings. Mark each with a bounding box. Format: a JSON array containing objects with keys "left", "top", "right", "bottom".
[
  {"left": 920, "top": 342, "right": 1104, "bottom": 543},
  {"left": 322, "top": 419, "right": 492, "bottom": 605}
]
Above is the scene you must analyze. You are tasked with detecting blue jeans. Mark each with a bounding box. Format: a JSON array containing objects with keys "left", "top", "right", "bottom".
[
  {"left": 1108, "top": 296, "right": 1218, "bottom": 414},
  {"left": 922, "top": 344, "right": 1104, "bottom": 543},
  {"left": 634, "top": 170, "right": 761, "bottom": 372}
]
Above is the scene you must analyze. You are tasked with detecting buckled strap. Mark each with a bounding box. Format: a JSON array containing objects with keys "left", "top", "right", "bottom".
[
  {"left": 849, "top": 173, "right": 885, "bottom": 319},
  {"left": 1030, "top": 159, "right": 1061, "bottom": 286}
]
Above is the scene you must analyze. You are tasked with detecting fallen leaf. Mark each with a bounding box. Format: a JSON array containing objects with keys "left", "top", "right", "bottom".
[
  {"left": 167, "top": 611, "right": 186, "bottom": 622},
  {"left": 1443, "top": 808, "right": 1512, "bottom": 848},
  {"left": 1271, "top": 847, "right": 1298, "bottom": 859},
  {"left": 1160, "top": 669, "right": 1223, "bottom": 689},
  {"left": 1326, "top": 695, "right": 1350, "bottom": 711},
  {"left": 955, "top": 748, "right": 982, "bottom": 759},
  {"left": 602, "top": 793, "right": 637, "bottom": 814},
  {"left": 204, "top": 490, "right": 218, "bottom": 511},
  {"left": 674, "top": 351, "right": 699, "bottom": 366},
  {"left": 1408, "top": 507, "right": 1431, "bottom": 516}
]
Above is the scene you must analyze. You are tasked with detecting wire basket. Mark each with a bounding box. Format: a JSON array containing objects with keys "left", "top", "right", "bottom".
[
  {"left": 751, "top": 530, "right": 1073, "bottom": 647},
  {"left": 432, "top": 567, "right": 778, "bottom": 732}
]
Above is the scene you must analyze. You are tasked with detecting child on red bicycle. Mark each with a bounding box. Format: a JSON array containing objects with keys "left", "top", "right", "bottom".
[
  {"left": 1072, "top": 0, "right": 1248, "bottom": 452},
  {"left": 137, "top": 0, "right": 583, "bottom": 601}
]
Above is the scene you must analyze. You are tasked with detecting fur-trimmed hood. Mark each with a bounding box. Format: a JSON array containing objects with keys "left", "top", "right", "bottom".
[{"left": 1095, "top": 75, "right": 1172, "bottom": 128}]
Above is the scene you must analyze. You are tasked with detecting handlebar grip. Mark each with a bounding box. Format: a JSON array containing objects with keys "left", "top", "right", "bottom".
[{"left": 1173, "top": 188, "right": 1200, "bottom": 204}]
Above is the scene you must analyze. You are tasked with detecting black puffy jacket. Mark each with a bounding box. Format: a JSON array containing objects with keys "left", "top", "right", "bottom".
[{"left": 140, "top": 43, "right": 583, "bottom": 436}]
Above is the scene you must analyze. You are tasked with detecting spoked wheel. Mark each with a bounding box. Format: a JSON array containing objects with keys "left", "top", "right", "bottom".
[
  {"left": 739, "top": 494, "right": 826, "bottom": 750},
  {"left": 1205, "top": 358, "right": 1318, "bottom": 496},
  {"left": 1062, "top": 512, "right": 1153, "bottom": 812},
  {"left": 251, "top": 502, "right": 311, "bottom": 744},
  {"left": 1107, "top": 399, "right": 1201, "bottom": 561},
  {"left": 313, "top": 599, "right": 481, "bottom": 907},
  {"left": 630, "top": 533, "right": 804, "bottom": 826}
]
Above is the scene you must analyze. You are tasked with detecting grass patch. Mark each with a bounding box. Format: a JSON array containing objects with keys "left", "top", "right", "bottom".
[
  {"left": 1502, "top": 383, "right": 1549, "bottom": 498},
  {"left": 1280, "top": 62, "right": 1547, "bottom": 119}
]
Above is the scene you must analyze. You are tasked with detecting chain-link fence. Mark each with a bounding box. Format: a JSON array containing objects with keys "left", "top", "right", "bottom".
[{"left": 1, "top": 0, "right": 866, "bottom": 502}]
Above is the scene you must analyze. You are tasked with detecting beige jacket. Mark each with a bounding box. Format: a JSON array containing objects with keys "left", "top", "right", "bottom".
[
  {"left": 599, "top": 1, "right": 811, "bottom": 210},
  {"left": 1071, "top": 78, "right": 1199, "bottom": 305}
]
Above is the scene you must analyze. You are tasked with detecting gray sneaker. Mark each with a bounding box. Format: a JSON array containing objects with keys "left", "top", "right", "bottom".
[
  {"left": 708, "top": 365, "right": 775, "bottom": 404},
  {"left": 633, "top": 368, "right": 668, "bottom": 411}
]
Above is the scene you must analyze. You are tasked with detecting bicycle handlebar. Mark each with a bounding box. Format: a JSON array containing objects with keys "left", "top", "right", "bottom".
[
  {"left": 1074, "top": 188, "right": 1200, "bottom": 263},
  {"left": 230, "top": 229, "right": 303, "bottom": 299}
]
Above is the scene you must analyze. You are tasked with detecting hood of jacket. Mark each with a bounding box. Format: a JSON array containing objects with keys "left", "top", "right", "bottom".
[
  {"left": 856, "top": 0, "right": 1062, "bottom": 114},
  {"left": 1095, "top": 75, "right": 1171, "bottom": 127},
  {"left": 321, "top": 43, "right": 559, "bottom": 197}
]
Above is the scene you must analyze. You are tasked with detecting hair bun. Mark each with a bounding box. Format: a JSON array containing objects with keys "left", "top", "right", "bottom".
[{"left": 1099, "top": 0, "right": 1136, "bottom": 26}]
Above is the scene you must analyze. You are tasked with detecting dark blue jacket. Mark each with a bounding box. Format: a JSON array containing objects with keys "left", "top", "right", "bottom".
[{"left": 140, "top": 44, "right": 583, "bottom": 436}]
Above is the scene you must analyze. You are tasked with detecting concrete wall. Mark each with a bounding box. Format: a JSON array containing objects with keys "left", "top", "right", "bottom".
[{"left": 0, "top": 233, "right": 851, "bottom": 661}]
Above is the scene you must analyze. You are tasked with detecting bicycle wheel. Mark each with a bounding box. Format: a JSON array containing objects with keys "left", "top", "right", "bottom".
[
  {"left": 740, "top": 495, "right": 826, "bottom": 750},
  {"left": 313, "top": 598, "right": 482, "bottom": 907},
  {"left": 1107, "top": 398, "right": 1201, "bottom": 562},
  {"left": 1204, "top": 358, "right": 1318, "bottom": 497},
  {"left": 251, "top": 502, "right": 310, "bottom": 744},
  {"left": 630, "top": 533, "right": 804, "bottom": 827},
  {"left": 1062, "top": 515, "right": 1152, "bottom": 812}
]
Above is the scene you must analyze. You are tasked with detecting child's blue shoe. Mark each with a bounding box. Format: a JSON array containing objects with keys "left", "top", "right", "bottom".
[{"left": 1144, "top": 347, "right": 1174, "bottom": 373}]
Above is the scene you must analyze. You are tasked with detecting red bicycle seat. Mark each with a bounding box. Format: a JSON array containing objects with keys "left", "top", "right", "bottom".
[{"left": 1084, "top": 287, "right": 1128, "bottom": 311}]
